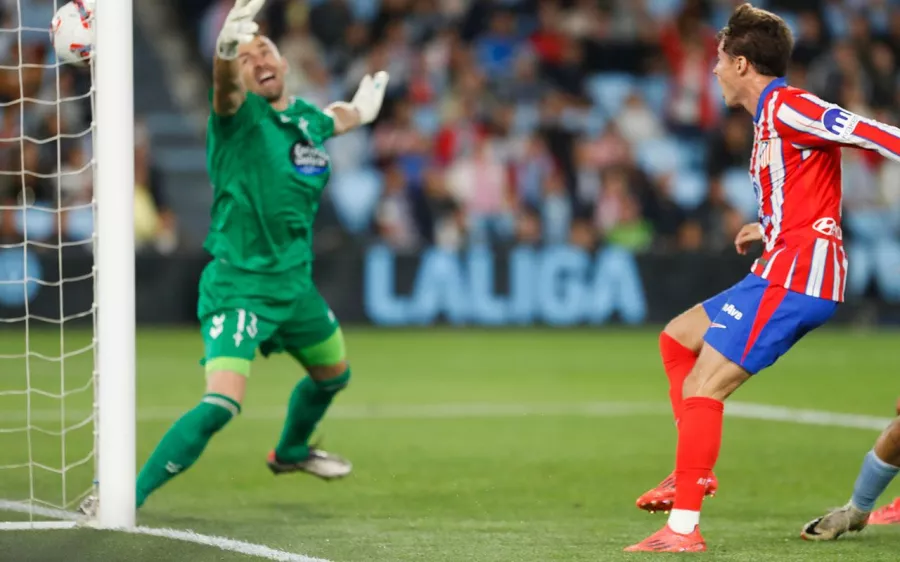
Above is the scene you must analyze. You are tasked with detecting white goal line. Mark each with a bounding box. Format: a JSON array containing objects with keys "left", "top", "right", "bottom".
[{"left": 0, "top": 500, "right": 331, "bottom": 562}]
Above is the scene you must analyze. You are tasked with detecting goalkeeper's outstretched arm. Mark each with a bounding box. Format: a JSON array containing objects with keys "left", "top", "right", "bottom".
[
  {"left": 212, "top": 0, "right": 265, "bottom": 116},
  {"left": 213, "top": 57, "right": 245, "bottom": 117},
  {"left": 325, "top": 71, "right": 390, "bottom": 135}
]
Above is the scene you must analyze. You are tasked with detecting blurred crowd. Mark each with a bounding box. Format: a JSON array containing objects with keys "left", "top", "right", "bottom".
[
  {"left": 0, "top": 0, "right": 177, "bottom": 253},
  {"left": 4, "top": 0, "right": 900, "bottom": 288},
  {"left": 186, "top": 0, "right": 900, "bottom": 270}
]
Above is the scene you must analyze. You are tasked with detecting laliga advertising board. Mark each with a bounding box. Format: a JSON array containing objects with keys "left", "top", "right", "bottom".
[{"left": 364, "top": 245, "right": 648, "bottom": 326}]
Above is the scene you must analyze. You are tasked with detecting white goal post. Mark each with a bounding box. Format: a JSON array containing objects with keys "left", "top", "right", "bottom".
[
  {"left": 94, "top": 0, "right": 136, "bottom": 529},
  {"left": 0, "top": 0, "right": 135, "bottom": 530}
]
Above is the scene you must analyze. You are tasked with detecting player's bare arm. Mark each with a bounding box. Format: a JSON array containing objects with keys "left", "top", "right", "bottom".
[
  {"left": 325, "top": 71, "right": 390, "bottom": 135},
  {"left": 212, "top": 0, "right": 266, "bottom": 116},
  {"left": 734, "top": 222, "right": 763, "bottom": 255},
  {"left": 213, "top": 57, "right": 245, "bottom": 117}
]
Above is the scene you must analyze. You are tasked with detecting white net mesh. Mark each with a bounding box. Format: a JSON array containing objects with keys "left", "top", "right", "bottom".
[{"left": 0, "top": 0, "right": 96, "bottom": 521}]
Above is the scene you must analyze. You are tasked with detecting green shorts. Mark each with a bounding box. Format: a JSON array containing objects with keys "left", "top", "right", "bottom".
[{"left": 197, "top": 260, "right": 344, "bottom": 375}]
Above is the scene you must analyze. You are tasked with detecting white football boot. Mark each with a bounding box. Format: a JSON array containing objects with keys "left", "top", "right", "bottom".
[
  {"left": 267, "top": 447, "right": 352, "bottom": 480},
  {"left": 801, "top": 502, "right": 870, "bottom": 540}
]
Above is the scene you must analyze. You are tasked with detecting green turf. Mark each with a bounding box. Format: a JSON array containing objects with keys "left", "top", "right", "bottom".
[{"left": 1, "top": 327, "right": 899, "bottom": 561}]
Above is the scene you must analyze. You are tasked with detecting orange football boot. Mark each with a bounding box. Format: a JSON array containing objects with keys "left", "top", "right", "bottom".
[
  {"left": 869, "top": 497, "right": 900, "bottom": 525},
  {"left": 624, "top": 525, "right": 707, "bottom": 552},
  {"left": 636, "top": 471, "right": 718, "bottom": 513}
]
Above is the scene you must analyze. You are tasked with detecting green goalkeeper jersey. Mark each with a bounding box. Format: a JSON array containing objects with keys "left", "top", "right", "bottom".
[{"left": 204, "top": 91, "right": 335, "bottom": 274}]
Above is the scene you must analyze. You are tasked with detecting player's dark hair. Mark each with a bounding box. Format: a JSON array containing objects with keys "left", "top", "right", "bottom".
[{"left": 717, "top": 3, "right": 794, "bottom": 78}]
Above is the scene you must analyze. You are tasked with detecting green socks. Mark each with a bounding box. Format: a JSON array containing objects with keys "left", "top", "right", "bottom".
[
  {"left": 134, "top": 370, "right": 348, "bottom": 507},
  {"left": 136, "top": 393, "right": 240, "bottom": 508},
  {"left": 274, "top": 369, "right": 350, "bottom": 463}
]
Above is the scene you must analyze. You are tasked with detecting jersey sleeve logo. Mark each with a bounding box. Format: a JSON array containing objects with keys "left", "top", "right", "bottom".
[
  {"left": 290, "top": 142, "right": 330, "bottom": 176},
  {"left": 822, "top": 108, "right": 858, "bottom": 140}
]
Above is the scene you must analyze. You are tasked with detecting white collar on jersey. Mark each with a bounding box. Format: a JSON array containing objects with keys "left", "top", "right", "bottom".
[{"left": 755, "top": 77, "right": 788, "bottom": 122}]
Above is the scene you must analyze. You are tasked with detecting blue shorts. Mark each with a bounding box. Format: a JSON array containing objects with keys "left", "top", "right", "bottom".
[{"left": 701, "top": 274, "right": 838, "bottom": 375}]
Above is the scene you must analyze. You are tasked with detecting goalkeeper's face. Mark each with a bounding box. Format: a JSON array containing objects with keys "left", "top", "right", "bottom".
[{"left": 237, "top": 36, "right": 287, "bottom": 102}]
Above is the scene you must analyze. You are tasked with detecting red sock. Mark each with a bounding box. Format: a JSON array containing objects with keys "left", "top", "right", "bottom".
[
  {"left": 659, "top": 332, "right": 698, "bottom": 425},
  {"left": 674, "top": 396, "right": 724, "bottom": 511}
]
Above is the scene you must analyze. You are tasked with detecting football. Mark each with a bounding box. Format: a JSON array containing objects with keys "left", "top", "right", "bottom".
[{"left": 50, "top": 0, "right": 94, "bottom": 66}]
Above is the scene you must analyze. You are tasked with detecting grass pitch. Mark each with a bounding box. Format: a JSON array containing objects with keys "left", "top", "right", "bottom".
[{"left": 0, "top": 327, "right": 899, "bottom": 561}]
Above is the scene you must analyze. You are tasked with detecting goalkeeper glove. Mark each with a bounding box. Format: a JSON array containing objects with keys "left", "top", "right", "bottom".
[
  {"left": 350, "top": 71, "right": 390, "bottom": 125},
  {"left": 216, "top": 0, "right": 266, "bottom": 61}
]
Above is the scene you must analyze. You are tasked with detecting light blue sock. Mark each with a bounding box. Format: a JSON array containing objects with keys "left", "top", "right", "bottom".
[{"left": 850, "top": 450, "right": 900, "bottom": 512}]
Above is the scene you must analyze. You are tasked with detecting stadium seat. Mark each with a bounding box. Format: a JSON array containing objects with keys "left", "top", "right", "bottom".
[
  {"left": 349, "top": 0, "right": 379, "bottom": 21},
  {"left": 512, "top": 103, "right": 540, "bottom": 135},
  {"left": 710, "top": 6, "right": 731, "bottom": 30},
  {"left": 325, "top": 128, "right": 370, "bottom": 173},
  {"left": 413, "top": 105, "right": 441, "bottom": 136},
  {"left": 847, "top": 237, "right": 900, "bottom": 303},
  {"left": 329, "top": 168, "right": 383, "bottom": 234},
  {"left": 14, "top": 205, "right": 56, "bottom": 242},
  {"left": 560, "top": 107, "right": 606, "bottom": 136},
  {"left": 586, "top": 73, "right": 635, "bottom": 117},
  {"left": 635, "top": 136, "right": 683, "bottom": 178},
  {"left": 644, "top": 0, "right": 684, "bottom": 22},
  {"left": 824, "top": 4, "right": 849, "bottom": 39},
  {"left": 678, "top": 137, "right": 707, "bottom": 170},
  {"left": 721, "top": 167, "right": 757, "bottom": 220},
  {"left": 874, "top": 239, "right": 900, "bottom": 303},
  {"left": 396, "top": 154, "right": 427, "bottom": 186},
  {"left": 844, "top": 241, "right": 871, "bottom": 300},
  {"left": 846, "top": 210, "right": 892, "bottom": 244},
  {"left": 671, "top": 170, "right": 708, "bottom": 210},
  {"left": 65, "top": 206, "right": 94, "bottom": 244},
  {"left": 779, "top": 12, "right": 799, "bottom": 37},
  {"left": 641, "top": 74, "right": 670, "bottom": 119}
]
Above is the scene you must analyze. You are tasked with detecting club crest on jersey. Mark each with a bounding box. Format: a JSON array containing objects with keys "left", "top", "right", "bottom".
[
  {"left": 757, "top": 141, "right": 772, "bottom": 169},
  {"left": 290, "top": 142, "right": 329, "bottom": 176},
  {"left": 822, "top": 108, "right": 858, "bottom": 140}
]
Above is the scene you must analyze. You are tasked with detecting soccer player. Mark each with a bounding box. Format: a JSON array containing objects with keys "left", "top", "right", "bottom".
[
  {"left": 626, "top": 3, "right": 900, "bottom": 552},
  {"left": 801, "top": 403, "right": 900, "bottom": 540},
  {"left": 133, "top": 0, "right": 387, "bottom": 508}
]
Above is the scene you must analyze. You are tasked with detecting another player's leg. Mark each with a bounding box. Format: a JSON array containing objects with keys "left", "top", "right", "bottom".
[
  {"left": 801, "top": 415, "right": 900, "bottom": 540},
  {"left": 660, "top": 304, "right": 709, "bottom": 424},
  {"left": 627, "top": 275, "right": 837, "bottom": 552},
  {"left": 636, "top": 301, "right": 722, "bottom": 514},
  {"left": 135, "top": 369, "right": 245, "bottom": 508},
  {"left": 267, "top": 298, "right": 352, "bottom": 480},
  {"left": 626, "top": 345, "right": 748, "bottom": 552},
  {"left": 133, "top": 306, "right": 271, "bottom": 509}
]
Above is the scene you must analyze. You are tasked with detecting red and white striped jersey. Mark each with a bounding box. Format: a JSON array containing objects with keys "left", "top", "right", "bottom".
[{"left": 748, "top": 78, "right": 900, "bottom": 302}]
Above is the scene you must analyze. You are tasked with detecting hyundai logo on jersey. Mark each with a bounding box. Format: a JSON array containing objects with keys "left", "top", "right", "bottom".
[{"left": 812, "top": 217, "right": 842, "bottom": 239}]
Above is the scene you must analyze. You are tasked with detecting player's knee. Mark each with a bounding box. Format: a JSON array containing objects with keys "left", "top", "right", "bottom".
[
  {"left": 875, "top": 417, "right": 900, "bottom": 466},
  {"left": 308, "top": 362, "right": 351, "bottom": 394},
  {"left": 205, "top": 369, "right": 248, "bottom": 404},
  {"left": 682, "top": 346, "right": 749, "bottom": 401}
]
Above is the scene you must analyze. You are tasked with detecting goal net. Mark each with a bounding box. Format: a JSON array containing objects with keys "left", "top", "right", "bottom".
[{"left": 0, "top": 0, "right": 135, "bottom": 529}]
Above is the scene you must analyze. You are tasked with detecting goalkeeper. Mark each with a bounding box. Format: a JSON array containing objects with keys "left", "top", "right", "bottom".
[{"left": 134, "top": 0, "right": 388, "bottom": 507}]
